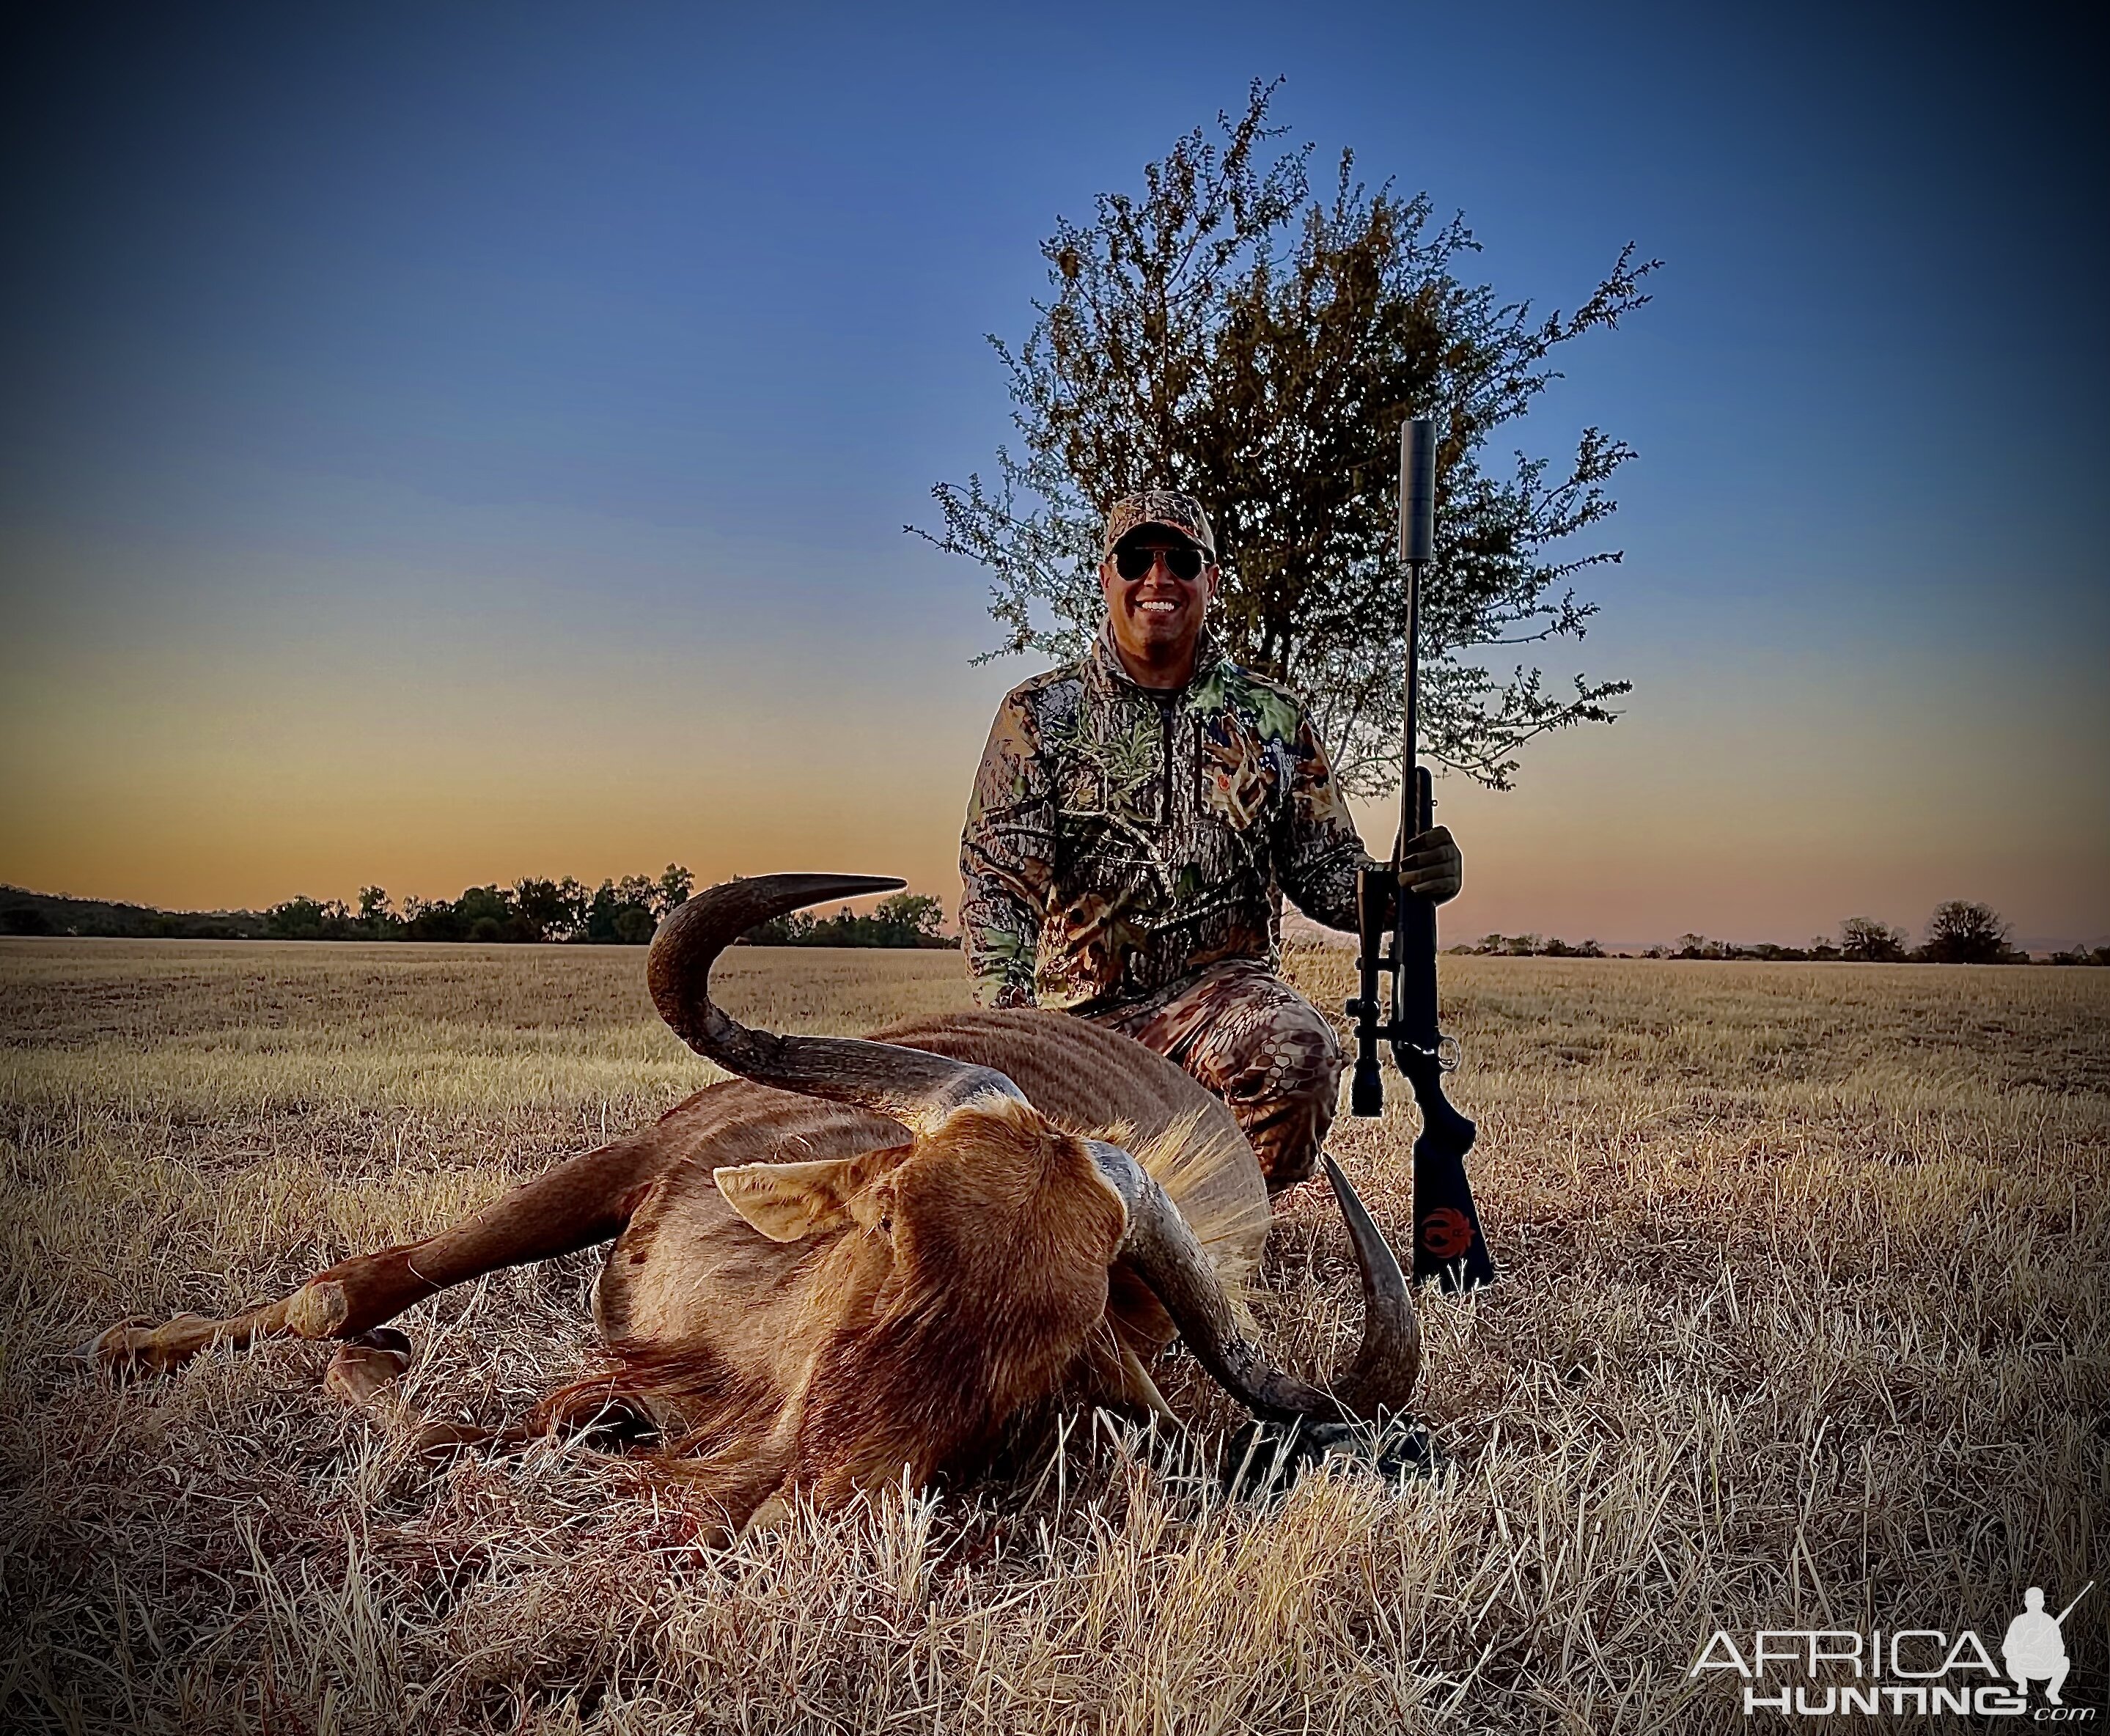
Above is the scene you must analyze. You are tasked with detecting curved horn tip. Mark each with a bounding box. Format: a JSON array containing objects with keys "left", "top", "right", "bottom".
[
  {"left": 782, "top": 872, "right": 905, "bottom": 898},
  {"left": 727, "top": 872, "right": 906, "bottom": 902},
  {"left": 650, "top": 873, "right": 910, "bottom": 976},
  {"left": 667, "top": 872, "right": 905, "bottom": 925},
  {"left": 1319, "top": 1152, "right": 1421, "bottom": 1416},
  {"left": 1320, "top": 1155, "right": 1406, "bottom": 1282}
]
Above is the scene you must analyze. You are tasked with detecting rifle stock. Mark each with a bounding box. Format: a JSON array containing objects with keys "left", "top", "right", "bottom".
[{"left": 1398, "top": 767, "right": 1493, "bottom": 1289}]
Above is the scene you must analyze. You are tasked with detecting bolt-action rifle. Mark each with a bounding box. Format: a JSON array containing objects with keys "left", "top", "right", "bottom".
[{"left": 1345, "top": 417, "right": 1497, "bottom": 1292}]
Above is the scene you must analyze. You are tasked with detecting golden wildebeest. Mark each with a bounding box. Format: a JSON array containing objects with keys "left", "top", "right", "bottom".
[{"left": 78, "top": 875, "right": 1421, "bottom": 1531}]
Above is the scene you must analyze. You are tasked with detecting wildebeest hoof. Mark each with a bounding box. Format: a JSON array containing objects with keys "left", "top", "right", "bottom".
[
  {"left": 323, "top": 1328, "right": 414, "bottom": 1405},
  {"left": 1222, "top": 1415, "right": 1442, "bottom": 1498},
  {"left": 67, "top": 1315, "right": 213, "bottom": 1379},
  {"left": 65, "top": 1318, "right": 146, "bottom": 1370}
]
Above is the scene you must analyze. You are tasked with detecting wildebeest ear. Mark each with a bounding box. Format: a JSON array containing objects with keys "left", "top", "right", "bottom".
[{"left": 713, "top": 1146, "right": 912, "bottom": 1243}]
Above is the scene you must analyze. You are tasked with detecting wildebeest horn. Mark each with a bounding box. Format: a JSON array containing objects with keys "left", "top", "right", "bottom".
[
  {"left": 1087, "top": 1144, "right": 1419, "bottom": 1422},
  {"left": 648, "top": 874, "right": 1028, "bottom": 1136}
]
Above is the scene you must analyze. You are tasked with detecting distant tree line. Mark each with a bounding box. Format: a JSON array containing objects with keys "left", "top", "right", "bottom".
[
  {"left": 6, "top": 882, "right": 2094, "bottom": 961},
  {"left": 0, "top": 888, "right": 269, "bottom": 941},
  {"left": 265, "top": 866, "right": 701, "bottom": 945},
  {"left": 738, "top": 893, "right": 952, "bottom": 949},
  {"left": 1451, "top": 902, "right": 2108, "bottom": 965},
  {"left": 1, "top": 869, "right": 958, "bottom": 949},
  {"left": 1455, "top": 933, "right": 1608, "bottom": 958}
]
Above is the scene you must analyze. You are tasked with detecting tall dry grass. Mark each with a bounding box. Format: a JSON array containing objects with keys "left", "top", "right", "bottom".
[{"left": 4, "top": 938, "right": 2105, "bottom": 1733}]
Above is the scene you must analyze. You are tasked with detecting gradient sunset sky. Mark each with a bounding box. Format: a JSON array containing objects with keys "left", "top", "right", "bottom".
[{"left": 3, "top": 4, "right": 2103, "bottom": 948}]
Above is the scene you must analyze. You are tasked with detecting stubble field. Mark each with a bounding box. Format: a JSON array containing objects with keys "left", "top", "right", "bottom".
[{"left": 3, "top": 938, "right": 2106, "bottom": 1734}]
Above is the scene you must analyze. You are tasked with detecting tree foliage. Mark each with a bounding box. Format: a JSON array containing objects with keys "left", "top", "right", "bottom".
[
  {"left": 918, "top": 78, "right": 1656, "bottom": 791},
  {"left": 1838, "top": 916, "right": 1908, "bottom": 963},
  {"left": 0, "top": 886, "right": 267, "bottom": 940},
  {"left": 1919, "top": 900, "right": 2019, "bottom": 965},
  {"left": 1457, "top": 932, "right": 1605, "bottom": 957},
  {"left": 1628, "top": 906, "right": 2040, "bottom": 964},
  {"left": 266, "top": 867, "right": 695, "bottom": 944},
  {"left": 264, "top": 896, "right": 347, "bottom": 941}
]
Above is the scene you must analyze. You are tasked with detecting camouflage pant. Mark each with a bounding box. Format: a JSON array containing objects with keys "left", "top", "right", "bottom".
[{"left": 1083, "top": 960, "right": 1344, "bottom": 1193}]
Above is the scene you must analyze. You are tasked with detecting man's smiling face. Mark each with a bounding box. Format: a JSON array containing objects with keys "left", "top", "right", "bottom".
[{"left": 1099, "top": 531, "right": 1219, "bottom": 682}]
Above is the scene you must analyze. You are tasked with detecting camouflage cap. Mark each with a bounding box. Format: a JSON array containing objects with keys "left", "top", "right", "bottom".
[{"left": 1102, "top": 490, "right": 1216, "bottom": 562}]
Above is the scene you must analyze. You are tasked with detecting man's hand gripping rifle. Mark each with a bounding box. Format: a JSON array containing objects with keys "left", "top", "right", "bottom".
[{"left": 1345, "top": 417, "right": 1497, "bottom": 1292}]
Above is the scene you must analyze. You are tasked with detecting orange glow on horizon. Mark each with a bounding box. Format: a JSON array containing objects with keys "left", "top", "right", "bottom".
[{"left": 4, "top": 570, "right": 2105, "bottom": 946}]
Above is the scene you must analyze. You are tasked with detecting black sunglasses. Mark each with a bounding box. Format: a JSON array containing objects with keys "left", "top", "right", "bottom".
[{"left": 1114, "top": 542, "right": 1207, "bottom": 581}]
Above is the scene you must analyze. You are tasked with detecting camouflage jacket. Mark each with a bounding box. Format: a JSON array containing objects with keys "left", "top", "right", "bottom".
[{"left": 960, "top": 621, "right": 1374, "bottom": 1012}]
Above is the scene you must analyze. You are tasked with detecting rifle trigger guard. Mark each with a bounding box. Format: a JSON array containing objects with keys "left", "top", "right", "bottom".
[{"left": 1436, "top": 1035, "right": 1462, "bottom": 1073}]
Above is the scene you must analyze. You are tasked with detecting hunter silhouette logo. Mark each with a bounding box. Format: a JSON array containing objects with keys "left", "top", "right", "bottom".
[
  {"left": 2004, "top": 1584, "right": 2091, "bottom": 1706},
  {"left": 1419, "top": 1207, "right": 1474, "bottom": 1262}
]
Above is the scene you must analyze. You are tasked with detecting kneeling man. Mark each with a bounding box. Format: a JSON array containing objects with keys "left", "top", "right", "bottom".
[{"left": 960, "top": 490, "right": 1461, "bottom": 1193}]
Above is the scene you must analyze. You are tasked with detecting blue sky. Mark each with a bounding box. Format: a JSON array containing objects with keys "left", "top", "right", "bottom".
[{"left": 3, "top": 2, "right": 2103, "bottom": 945}]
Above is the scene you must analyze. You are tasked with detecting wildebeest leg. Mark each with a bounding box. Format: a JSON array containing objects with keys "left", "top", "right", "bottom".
[{"left": 78, "top": 1125, "right": 687, "bottom": 1376}]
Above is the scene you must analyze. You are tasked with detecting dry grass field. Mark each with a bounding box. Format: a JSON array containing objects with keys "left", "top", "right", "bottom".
[{"left": 4, "top": 938, "right": 2106, "bottom": 1733}]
